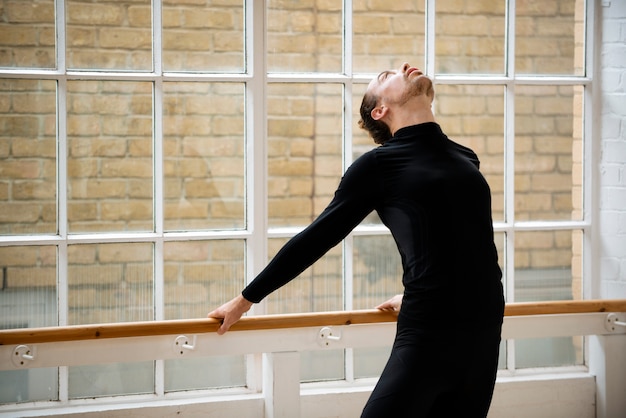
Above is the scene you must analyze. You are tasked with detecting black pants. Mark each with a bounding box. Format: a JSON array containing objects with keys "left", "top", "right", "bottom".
[{"left": 361, "top": 320, "right": 502, "bottom": 418}]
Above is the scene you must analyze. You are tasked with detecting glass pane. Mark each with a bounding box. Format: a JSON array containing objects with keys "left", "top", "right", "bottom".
[
  {"left": 434, "top": 85, "right": 505, "bottom": 222},
  {"left": 0, "top": 0, "right": 56, "bottom": 68},
  {"left": 0, "top": 245, "right": 57, "bottom": 329},
  {"left": 165, "top": 357, "right": 245, "bottom": 392},
  {"left": 0, "top": 79, "right": 57, "bottom": 234},
  {"left": 435, "top": 0, "right": 505, "bottom": 74},
  {"left": 301, "top": 350, "right": 344, "bottom": 383},
  {"left": 266, "top": 238, "right": 343, "bottom": 314},
  {"left": 353, "top": 1, "right": 425, "bottom": 74},
  {"left": 354, "top": 346, "right": 391, "bottom": 379},
  {"left": 0, "top": 368, "right": 58, "bottom": 404},
  {"left": 515, "top": 336, "right": 582, "bottom": 368},
  {"left": 163, "top": 82, "right": 245, "bottom": 231},
  {"left": 515, "top": 0, "right": 585, "bottom": 75},
  {"left": 67, "top": 80, "right": 153, "bottom": 233},
  {"left": 163, "top": 1, "right": 244, "bottom": 72},
  {"left": 67, "top": 243, "right": 154, "bottom": 325},
  {"left": 164, "top": 240, "right": 247, "bottom": 392},
  {"left": 515, "top": 85, "right": 583, "bottom": 221},
  {"left": 69, "top": 362, "right": 153, "bottom": 398},
  {"left": 66, "top": 0, "right": 152, "bottom": 71},
  {"left": 514, "top": 230, "right": 583, "bottom": 369},
  {"left": 267, "top": 0, "right": 342, "bottom": 73},
  {"left": 514, "top": 230, "right": 582, "bottom": 302},
  {"left": 352, "top": 235, "right": 403, "bottom": 310},
  {"left": 164, "top": 240, "right": 245, "bottom": 319},
  {"left": 267, "top": 83, "right": 343, "bottom": 228}
]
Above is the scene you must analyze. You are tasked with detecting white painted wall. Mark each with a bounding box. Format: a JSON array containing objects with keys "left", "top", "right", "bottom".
[
  {"left": 597, "top": 0, "right": 626, "bottom": 302},
  {"left": 589, "top": 1, "right": 626, "bottom": 417}
]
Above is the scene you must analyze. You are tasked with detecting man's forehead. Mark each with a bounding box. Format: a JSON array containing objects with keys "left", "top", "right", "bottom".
[{"left": 367, "top": 70, "right": 395, "bottom": 93}]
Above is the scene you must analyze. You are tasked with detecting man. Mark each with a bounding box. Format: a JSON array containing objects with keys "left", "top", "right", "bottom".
[{"left": 208, "top": 63, "right": 505, "bottom": 417}]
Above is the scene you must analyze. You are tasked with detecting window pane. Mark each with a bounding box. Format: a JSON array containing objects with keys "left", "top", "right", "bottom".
[
  {"left": 163, "top": 1, "right": 244, "bottom": 72},
  {"left": 165, "top": 357, "right": 246, "bottom": 392},
  {"left": 515, "top": 85, "right": 583, "bottom": 221},
  {"left": 514, "top": 230, "right": 582, "bottom": 302},
  {"left": 515, "top": 0, "right": 585, "bottom": 75},
  {"left": 267, "top": 0, "right": 342, "bottom": 73},
  {"left": 435, "top": 84, "right": 505, "bottom": 222},
  {"left": 435, "top": 0, "right": 505, "bottom": 74},
  {"left": 163, "top": 82, "right": 245, "bottom": 231},
  {"left": 66, "top": 0, "right": 152, "bottom": 71},
  {"left": 267, "top": 83, "right": 343, "bottom": 228},
  {"left": 0, "top": 245, "right": 57, "bottom": 328},
  {"left": 67, "top": 80, "right": 153, "bottom": 233},
  {"left": 301, "top": 350, "right": 344, "bottom": 383},
  {"left": 67, "top": 243, "right": 153, "bottom": 325},
  {"left": 0, "top": 79, "right": 57, "bottom": 234},
  {"left": 0, "top": 368, "right": 58, "bottom": 404},
  {"left": 354, "top": 346, "right": 391, "bottom": 379},
  {"left": 164, "top": 240, "right": 245, "bottom": 320},
  {"left": 0, "top": 0, "right": 55, "bottom": 69},
  {"left": 514, "top": 230, "right": 583, "bottom": 369},
  {"left": 69, "top": 362, "right": 153, "bottom": 398},
  {"left": 353, "top": 235, "right": 403, "bottom": 310},
  {"left": 266, "top": 238, "right": 343, "bottom": 314},
  {"left": 353, "top": 1, "right": 425, "bottom": 74}
]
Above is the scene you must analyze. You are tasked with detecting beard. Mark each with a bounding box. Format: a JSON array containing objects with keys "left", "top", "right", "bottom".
[{"left": 397, "top": 75, "right": 434, "bottom": 105}]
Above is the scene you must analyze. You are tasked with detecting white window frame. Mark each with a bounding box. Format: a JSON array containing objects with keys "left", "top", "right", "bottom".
[{"left": 0, "top": 0, "right": 596, "bottom": 398}]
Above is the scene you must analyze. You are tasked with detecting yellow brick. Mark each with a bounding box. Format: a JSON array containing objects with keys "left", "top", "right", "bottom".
[
  {"left": 67, "top": 265, "right": 122, "bottom": 285},
  {"left": 101, "top": 200, "right": 153, "bottom": 222},
  {"left": 12, "top": 180, "right": 56, "bottom": 200},
  {"left": 67, "top": 3, "right": 124, "bottom": 25},
  {"left": 98, "top": 243, "right": 153, "bottom": 264},
  {"left": 12, "top": 138, "right": 56, "bottom": 158},
  {"left": 0, "top": 160, "right": 40, "bottom": 178}
]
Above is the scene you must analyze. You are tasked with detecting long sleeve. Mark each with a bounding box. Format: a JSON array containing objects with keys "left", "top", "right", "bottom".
[{"left": 242, "top": 152, "right": 382, "bottom": 303}]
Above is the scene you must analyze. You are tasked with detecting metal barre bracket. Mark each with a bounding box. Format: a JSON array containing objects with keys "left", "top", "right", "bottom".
[
  {"left": 605, "top": 313, "right": 626, "bottom": 332},
  {"left": 12, "top": 345, "right": 35, "bottom": 368},
  {"left": 173, "top": 335, "right": 197, "bottom": 356},
  {"left": 318, "top": 326, "right": 341, "bottom": 347}
]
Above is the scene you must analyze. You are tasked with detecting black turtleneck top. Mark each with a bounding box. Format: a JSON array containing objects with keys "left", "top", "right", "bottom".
[{"left": 242, "top": 122, "right": 504, "bottom": 328}]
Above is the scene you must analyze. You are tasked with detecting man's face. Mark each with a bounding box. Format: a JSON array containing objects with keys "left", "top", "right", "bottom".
[{"left": 368, "top": 63, "right": 433, "bottom": 107}]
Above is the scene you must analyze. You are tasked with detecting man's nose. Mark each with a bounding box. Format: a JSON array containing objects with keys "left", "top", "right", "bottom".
[{"left": 399, "top": 62, "right": 410, "bottom": 73}]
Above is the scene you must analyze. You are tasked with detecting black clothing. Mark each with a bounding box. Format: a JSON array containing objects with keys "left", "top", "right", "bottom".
[{"left": 242, "top": 122, "right": 505, "bottom": 416}]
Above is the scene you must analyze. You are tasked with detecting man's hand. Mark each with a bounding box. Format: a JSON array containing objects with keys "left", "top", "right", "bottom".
[
  {"left": 207, "top": 294, "right": 253, "bottom": 335},
  {"left": 375, "top": 294, "right": 403, "bottom": 312}
]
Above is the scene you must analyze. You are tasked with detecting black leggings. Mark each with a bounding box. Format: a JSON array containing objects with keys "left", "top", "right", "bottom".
[{"left": 361, "top": 321, "right": 502, "bottom": 418}]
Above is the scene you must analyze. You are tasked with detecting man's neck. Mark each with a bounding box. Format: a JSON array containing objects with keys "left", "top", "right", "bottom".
[{"left": 388, "top": 109, "right": 436, "bottom": 136}]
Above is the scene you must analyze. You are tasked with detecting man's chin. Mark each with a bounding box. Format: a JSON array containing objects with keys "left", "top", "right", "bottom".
[{"left": 406, "top": 76, "right": 434, "bottom": 99}]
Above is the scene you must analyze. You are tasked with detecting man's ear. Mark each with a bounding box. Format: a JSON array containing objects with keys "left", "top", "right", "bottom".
[{"left": 371, "top": 105, "right": 387, "bottom": 121}]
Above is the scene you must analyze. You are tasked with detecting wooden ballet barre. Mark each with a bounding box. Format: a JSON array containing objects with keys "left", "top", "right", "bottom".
[{"left": 1, "top": 299, "right": 625, "bottom": 346}]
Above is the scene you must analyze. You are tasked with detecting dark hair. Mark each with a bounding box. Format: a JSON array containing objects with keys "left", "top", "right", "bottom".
[{"left": 358, "top": 91, "right": 392, "bottom": 145}]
